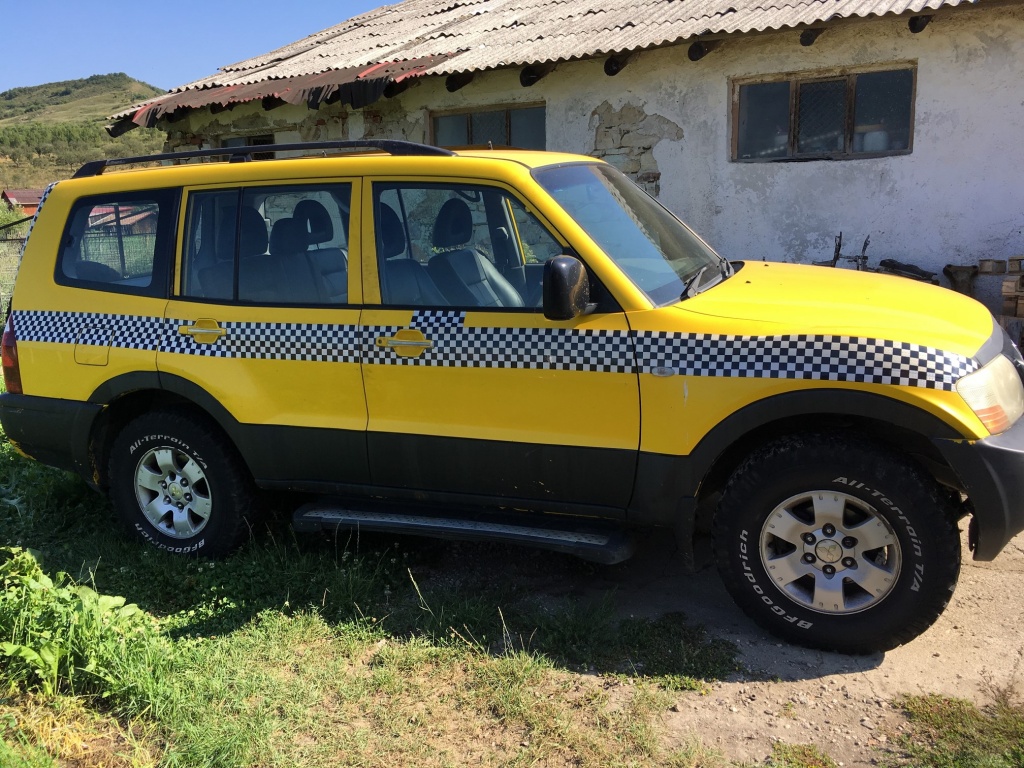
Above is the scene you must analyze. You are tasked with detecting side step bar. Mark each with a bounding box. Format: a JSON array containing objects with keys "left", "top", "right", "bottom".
[{"left": 293, "top": 501, "right": 635, "bottom": 565}]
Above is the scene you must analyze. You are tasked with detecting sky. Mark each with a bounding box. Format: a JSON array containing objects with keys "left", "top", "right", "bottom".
[{"left": 0, "top": 1, "right": 384, "bottom": 93}]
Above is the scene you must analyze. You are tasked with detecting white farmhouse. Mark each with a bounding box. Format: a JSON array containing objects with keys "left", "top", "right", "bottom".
[{"left": 112, "top": 0, "right": 1024, "bottom": 301}]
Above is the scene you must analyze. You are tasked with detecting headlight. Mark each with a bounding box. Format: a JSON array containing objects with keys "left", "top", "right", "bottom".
[{"left": 956, "top": 354, "right": 1024, "bottom": 434}]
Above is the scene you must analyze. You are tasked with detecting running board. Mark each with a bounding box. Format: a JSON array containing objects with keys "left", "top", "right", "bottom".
[{"left": 292, "top": 501, "right": 635, "bottom": 565}]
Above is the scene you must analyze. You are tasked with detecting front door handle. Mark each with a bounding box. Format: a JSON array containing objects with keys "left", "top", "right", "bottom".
[
  {"left": 375, "top": 329, "right": 432, "bottom": 357},
  {"left": 178, "top": 318, "right": 227, "bottom": 343}
]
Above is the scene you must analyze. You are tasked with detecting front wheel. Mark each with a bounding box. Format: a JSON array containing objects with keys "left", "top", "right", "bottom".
[
  {"left": 714, "top": 434, "right": 961, "bottom": 653},
  {"left": 108, "top": 409, "right": 256, "bottom": 558}
]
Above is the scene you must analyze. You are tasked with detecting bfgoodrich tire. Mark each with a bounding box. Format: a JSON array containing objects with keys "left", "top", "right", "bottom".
[
  {"left": 108, "top": 409, "right": 256, "bottom": 558},
  {"left": 714, "top": 433, "right": 961, "bottom": 653}
]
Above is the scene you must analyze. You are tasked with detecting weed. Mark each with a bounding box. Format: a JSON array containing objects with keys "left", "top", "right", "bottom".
[
  {"left": 887, "top": 683, "right": 1024, "bottom": 768},
  {"left": 768, "top": 742, "right": 839, "bottom": 768},
  {"left": 665, "top": 735, "right": 730, "bottom": 767},
  {"left": 0, "top": 547, "right": 172, "bottom": 709}
]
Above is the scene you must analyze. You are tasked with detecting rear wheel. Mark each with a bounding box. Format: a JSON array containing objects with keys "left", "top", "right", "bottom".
[
  {"left": 108, "top": 409, "right": 256, "bottom": 557},
  {"left": 714, "top": 434, "right": 961, "bottom": 653}
]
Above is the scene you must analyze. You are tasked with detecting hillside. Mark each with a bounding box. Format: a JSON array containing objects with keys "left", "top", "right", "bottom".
[
  {"left": 0, "top": 73, "right": 164, "bottom": 125},
  {"left": 0, "top": 73, "right": 167, "bottom": 190}
]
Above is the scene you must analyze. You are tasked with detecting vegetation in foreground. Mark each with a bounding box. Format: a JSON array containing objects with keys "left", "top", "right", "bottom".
[
  {"left": 884, "top": 688, "right": 1024, "bottom": 768},
  {"left": 0, "top": 428, "right": 1020, "bottom": 765},
  {"left": 0, "top": 429, "right": 741, "bottom": 766}
]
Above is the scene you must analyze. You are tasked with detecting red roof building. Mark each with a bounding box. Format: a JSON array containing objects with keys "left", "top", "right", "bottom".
[{"left": 1, "top": 189, "right": 45, "bottom": 217}]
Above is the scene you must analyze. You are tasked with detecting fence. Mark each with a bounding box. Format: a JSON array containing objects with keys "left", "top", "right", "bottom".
[{"left": 0, "top": 237, "right": 24, "bottom": 301}]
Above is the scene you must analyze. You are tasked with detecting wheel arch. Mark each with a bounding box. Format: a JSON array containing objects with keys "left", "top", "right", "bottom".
[
  {"left": 87, "top": 373, "right": 245, "bottom": 490},
  {"left": 689, "top": 389, "right": 968, "bottom": 535}
]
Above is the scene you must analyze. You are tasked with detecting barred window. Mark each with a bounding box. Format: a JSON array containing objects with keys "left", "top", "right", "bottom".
[
  {"left": 433, "top": 105, "right": 545, "bottom": 149},
  {"left": 733, "top": 67, "right": 915, "bottom": 161},
  {"left": 222, "top": 134, "right": 275, "bottom": 160},
  {"left": 57, "top": 190, "right": 177, "bottom": 296}
]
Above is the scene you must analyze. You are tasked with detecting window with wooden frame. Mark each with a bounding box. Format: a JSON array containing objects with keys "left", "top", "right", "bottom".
[
  {"left": 222, "top": 134, "right": 275, "bottom": 161},
  {"left": 432, "top": 105, "right": 546, "bottom": 149},
  {"left": 732, "top": 66, "right": 915, "bottom": 161}
]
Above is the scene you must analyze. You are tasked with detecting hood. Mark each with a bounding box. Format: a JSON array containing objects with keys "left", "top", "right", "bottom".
[{"left": 679, "top": 261, "right": 994, "bottom": 359}]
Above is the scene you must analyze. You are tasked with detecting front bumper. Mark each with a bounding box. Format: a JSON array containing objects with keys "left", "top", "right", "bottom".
[
  {"left": 0, "top": 393, "right": 101, "bottom": 484},
  {"left": 934, "top": 413, "right": 1024, "bottom": 560}
]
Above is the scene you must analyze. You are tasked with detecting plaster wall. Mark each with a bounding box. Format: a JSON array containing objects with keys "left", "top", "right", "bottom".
[{"left": 167, "top": 6, "right": 1024, "bottom": 287}]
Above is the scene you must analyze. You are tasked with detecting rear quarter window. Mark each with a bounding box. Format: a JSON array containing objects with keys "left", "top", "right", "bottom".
[{"left": 55, "top": 188, "right": 179, "bottom": 297}]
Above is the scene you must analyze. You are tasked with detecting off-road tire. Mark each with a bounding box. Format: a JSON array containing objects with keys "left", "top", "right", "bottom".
[
  {"left": 108, "top": 409, "right": 256, "bottom": 558},
  {"left": 714, "top": 433, "right": 961, "bottom": 653}
]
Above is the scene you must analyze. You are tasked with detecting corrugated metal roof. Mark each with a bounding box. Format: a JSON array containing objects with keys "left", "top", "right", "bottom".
[
  {"left": 1, "top": 189, "right": 44, "bottom": 206},
  {"left": 112, "top": 0, "right": 986, "bottom": 129}
]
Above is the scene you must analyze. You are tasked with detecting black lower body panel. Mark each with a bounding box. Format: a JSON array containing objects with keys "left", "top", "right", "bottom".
[{"left": 0, "top": 393, "right": 101, "bottom": 481}]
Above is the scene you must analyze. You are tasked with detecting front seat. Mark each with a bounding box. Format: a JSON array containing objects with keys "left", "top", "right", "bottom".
[
  {"left": 294, "top": 198, "right": 348, "bottom": 303},
  {"left": 427, "top": 198, "right": 524, "bottom": 308}
]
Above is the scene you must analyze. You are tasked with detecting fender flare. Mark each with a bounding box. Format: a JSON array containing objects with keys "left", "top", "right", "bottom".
[{"left": 630, "top": 388, "right": 965, "bottom": 531}]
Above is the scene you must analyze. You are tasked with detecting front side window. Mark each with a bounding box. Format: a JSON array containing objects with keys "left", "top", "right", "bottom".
[
  {"left": 373, "top": 182, "right": 563, "bottom": 308},
  {"left": 734, "top": 67, "right": 915, "bottom": 161},
  {"left": 182, "top": 183, "right": 351, "bottom": 305},
  {"left": 57, "top": 189, "right": 177, "bottom": 296},
  {"left": 534, "top": 163, "right": 726, "bottom": 306},
  {"left": 433, "top": 105, "right": 546, "bottom": 149}
]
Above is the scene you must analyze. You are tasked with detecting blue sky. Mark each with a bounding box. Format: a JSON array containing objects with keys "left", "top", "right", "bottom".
[{"left": 0, "top": 1, "right": 383, "bottom": 93}]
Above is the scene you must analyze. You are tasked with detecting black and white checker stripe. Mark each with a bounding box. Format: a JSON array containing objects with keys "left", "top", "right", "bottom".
[
  {"left": 10, "top": 309, "right": 979, "bottom": 391},
  {"left": 18, "top": 182, "right": 57, "bottom": 260},
  {"left": 15, "top": 310, "right": 166, "bottom": 350},
  {"left": 162, "top": 320, "right": 363, "bottom": 363},
  {"left": 632, "top": 332, "right": 979, "bottom": 390}
]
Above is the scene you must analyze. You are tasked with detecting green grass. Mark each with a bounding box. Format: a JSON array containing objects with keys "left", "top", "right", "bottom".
[
  {"left": 885, "top": 688, "right": 1024, "bottom": 767},
  {"left": 0, "top": 431, "right": 741, "bottom": 766},
  {"left": 0, "top": 74, "right": 164, "bottom": 125}
]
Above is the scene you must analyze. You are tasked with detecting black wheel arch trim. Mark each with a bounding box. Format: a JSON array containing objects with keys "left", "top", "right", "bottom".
[
  {"left": 89, "top": 371, "right": 372, "bottom": 487},
  {"left": 691, "top": 388, "right": 964, "bottom": 484},
  {"left": 630, "top": 389, "right": 966, "bottom": 530},
  {"left": 932, "top": 413, "right": 1024, "bottom": 561}
]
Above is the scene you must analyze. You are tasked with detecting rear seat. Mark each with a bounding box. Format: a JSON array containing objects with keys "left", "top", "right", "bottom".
[{"left": 237, "top": 217, "right": 330, "bottom": 304}]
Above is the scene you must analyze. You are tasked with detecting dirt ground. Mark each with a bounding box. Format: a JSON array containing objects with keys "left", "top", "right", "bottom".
[
  {"left": 587, "top": 526, "right": 1024, "bottom": 765},
  {"left": 414, "top": 515, "right": 1023, "bottom": 765}
]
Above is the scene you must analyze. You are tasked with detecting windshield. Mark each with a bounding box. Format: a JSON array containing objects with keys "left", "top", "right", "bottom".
[{"left": 533, "top": 163, "right": 728, "bottom": 305}]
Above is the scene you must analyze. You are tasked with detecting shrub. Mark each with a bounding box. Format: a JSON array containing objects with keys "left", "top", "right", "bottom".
[{"left": 0, "top": 547, "right": 172, "bottom": 707}]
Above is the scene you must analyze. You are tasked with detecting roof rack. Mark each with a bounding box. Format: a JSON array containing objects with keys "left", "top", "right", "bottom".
[{"left": 72, "top": 140, "right": 457, "bottom": 179}]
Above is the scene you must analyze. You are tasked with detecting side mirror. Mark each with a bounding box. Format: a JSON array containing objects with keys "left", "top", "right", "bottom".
[{"left": 543, "top": 255, "right": 592, "bottom": 321}]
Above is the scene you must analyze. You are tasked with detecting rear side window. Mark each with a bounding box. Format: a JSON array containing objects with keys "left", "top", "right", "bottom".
[{"left": 56, "top": 189, "right": 178, "bottom": 297}]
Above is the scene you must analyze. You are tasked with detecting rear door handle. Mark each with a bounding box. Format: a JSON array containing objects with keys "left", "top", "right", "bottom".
[{"left": 178, "top": 318, "right": 227, "bottom": 343}]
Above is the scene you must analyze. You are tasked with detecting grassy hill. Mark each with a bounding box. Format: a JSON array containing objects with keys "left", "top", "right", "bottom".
[
  {"left": 0, "top": 73, "right": 164, "bottom": 125},
  {"left": 0, "top": 73, "right": 167, "bottom": 190}
]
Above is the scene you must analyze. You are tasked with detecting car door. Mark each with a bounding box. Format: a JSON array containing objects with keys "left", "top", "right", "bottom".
[
  {"left": 158, "top": 179, "right": 369, "bottom": 487},
  {"left": 360, "top": 178, "right": 640, "bottom": 511}
]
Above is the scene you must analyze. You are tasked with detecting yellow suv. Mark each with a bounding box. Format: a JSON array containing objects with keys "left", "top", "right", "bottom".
[{"left": 3, "top": 140, "right": 1023, "bottom": 653}]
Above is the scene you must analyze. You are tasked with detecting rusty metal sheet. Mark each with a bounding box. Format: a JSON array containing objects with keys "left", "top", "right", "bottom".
[
  {"left": 112, "top": 0, "right": 986, "bottom": 127},
  {"left": 125, "top": 54, "right": 456, "bottom": 128}
]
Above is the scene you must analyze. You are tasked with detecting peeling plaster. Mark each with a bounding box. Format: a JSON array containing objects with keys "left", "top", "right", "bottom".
[{"left": 590, "top": 101, "right": 683, "bottom": 196}]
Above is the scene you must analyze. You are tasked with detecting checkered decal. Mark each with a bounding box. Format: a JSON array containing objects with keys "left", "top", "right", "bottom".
[
  {"left": 364, "top": 310, "right": 636, "bottom": 372},
  {"left": 633, "top": 332, "right": 979, "bottom": 389},
  {"left": 163, "top": 320, "right": 363, "bottom": 363},
  {"left": 15, "top": 310, "right": 166, "bottom": 350},
  {"left": 11, "top": 310, "right": 980, "bottom": 390},
  {"left": 18, "top": 182, "right": 57, "bottom": 260}
]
